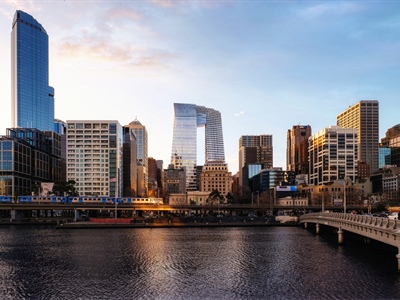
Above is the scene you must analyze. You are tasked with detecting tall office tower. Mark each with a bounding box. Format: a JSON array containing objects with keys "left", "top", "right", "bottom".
[
  {"left": 122, "top": 126, "right": 137, "bottom": 197},
  {"left": 11, "top": 11, "right": 55, "bottom": 131},
  {"left": 125, "top": 119, "right": 148, "bottom": 197},
  {"left": 238, "top": 135, "right": 273, "bottom": 187},
  {"left": 309, "top": 126, "right": 358, "bottom": 185},
  {"left": 337, "top": 100, "right": 379, "bottom": 174},
  {"left": 171, "top": 103, "right": 225, "bottom": 191},
  {"left": 66, "top": 121, "right": 123, "bottom": 197},
  {"left": 286, "top": 125, "right": 311, "bottom": 175}
]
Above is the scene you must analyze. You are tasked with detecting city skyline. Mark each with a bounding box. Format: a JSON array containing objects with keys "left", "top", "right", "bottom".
[{"left": 1, "top": 2, "right": 400, "bottom": 174}]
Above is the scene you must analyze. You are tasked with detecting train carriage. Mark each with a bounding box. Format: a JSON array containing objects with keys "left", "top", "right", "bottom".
[{"left": 0, "top": 196, "right": 13, "bottom": 203}]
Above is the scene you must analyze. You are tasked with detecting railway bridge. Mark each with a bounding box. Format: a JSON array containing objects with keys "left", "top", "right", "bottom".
[{"left": 299, "top": 212, "right": 400, "bottom": 271}]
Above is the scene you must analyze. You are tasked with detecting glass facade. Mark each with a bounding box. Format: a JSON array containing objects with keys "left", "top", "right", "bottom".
[
  {"left": 12, "top": 10, "right": 55, "bottom": 131},
  {"left": 171, "top": 103, "right": 225, "bottom": 191},
  {"left": 0, "top": 128, "right": 61, "bottom": 196}
]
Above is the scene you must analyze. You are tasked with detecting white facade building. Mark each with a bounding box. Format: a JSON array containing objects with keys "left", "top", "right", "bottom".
[
  {"left": 309, "top": 126, "right": 358, "bottom": 185},
  {"left": 66, "top": 120, "right": 123, "bottom": 197}
]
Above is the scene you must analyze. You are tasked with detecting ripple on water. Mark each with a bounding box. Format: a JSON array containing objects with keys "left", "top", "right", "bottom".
[{"left": 0, "top": 226, "right": 399, "bottom": 299}]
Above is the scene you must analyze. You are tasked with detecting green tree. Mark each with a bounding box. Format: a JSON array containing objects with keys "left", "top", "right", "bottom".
[
  {"left": 51, "top": 180, "right": 79, "bottom": 197},
  {"left": 226, "top": 192, "right": 234, "bottom": 204},
  {"left": 207, "top": 189, "right": 224, "bottom": 205}
]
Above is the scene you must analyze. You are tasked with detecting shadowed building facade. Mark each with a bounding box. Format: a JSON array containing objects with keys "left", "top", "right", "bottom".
[
  {"left": 12, "top": 10, "right": 54, "bottom": 131},
  {"left": 171, "top": 103, "right": 225, "bottom": 191},
  {"left": 286, "top": 125, "right": 311, "bottom": 175},
  {"left": 238, "top": 135, "right": 273, "bottom": 188},
  {"left": 337, "top": 100, "right": 379, "bottom": 174}
]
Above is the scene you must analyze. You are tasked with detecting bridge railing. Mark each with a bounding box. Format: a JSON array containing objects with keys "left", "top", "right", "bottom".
[{"left": 300, "top": 212, "right": 400, "bottom": 230}]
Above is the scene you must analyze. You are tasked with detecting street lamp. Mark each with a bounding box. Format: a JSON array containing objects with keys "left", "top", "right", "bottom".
[
  {"left": 114, "top": 198, "right": 118, "bottom": 219},
  {"left": 343, "top": 177, "right": 351, "bottom": 214}
]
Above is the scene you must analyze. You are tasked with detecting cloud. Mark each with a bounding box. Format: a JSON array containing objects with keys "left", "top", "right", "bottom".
[
  {"left": 300, "top": 2, "right": 364, "bottom": 19},
  {"left": 102, "top": 6, "right": 143, "bottom": 22},
  {"left": 0, "top": 0, "right": 41, "bottom": 18},
  {"left": 58, "top": 31, "right": 177, "bottom": 69},
  {"left": 234, "top": 111, "right": 244, "bottom": 117},
  {"left": 148, "top": 0, "right": 233, "bottom": 9}
]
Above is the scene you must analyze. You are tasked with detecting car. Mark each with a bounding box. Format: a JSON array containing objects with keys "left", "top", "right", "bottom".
[{"left": 388, "top": 212, "right": 399, "bottom": 220}]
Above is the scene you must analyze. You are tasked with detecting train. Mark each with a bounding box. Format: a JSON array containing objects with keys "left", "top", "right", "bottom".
[{"left": 0, "top": 195, "right": 163, "bottom": 205}]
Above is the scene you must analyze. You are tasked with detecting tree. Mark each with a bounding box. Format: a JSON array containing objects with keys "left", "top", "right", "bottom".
[
  {"left": 207, "top": 189, "right": 224, "bottom": 205},
  {"left": 51, "top": 180, "right": 79, "bottom": 197},
  {"left": 226, "top": 192, "right": 234, "bottom": 204}
]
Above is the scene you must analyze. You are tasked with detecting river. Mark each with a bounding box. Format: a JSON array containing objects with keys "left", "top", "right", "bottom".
[{"left": 0, "top": 225, "right": 399, "bottom": 299}]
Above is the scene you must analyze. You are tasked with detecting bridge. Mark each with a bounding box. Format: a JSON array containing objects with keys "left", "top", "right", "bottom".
[{"left": 299, "top": 212, "right": 400, "bottom": 271}]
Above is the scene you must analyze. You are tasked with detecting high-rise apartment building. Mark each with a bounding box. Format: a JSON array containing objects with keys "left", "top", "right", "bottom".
[
  {"left": 286, "top": 125, "right": 311, "bottom": 175},
  {"left": 238, "top": 135, "right": 273, "bottom": 187},
  {"left": 309, "top": 126, "right": 358, "bottom": 185},
  {"left": 11, "top": 11, "right": 55, "bottom": 131},
  {"left": 171, "top": 103, "right": 225, "bottom": 191},
  {"left": 125, "top": 119, "right": 148, "bottom": 197},
  {"left": 337, "top": 100, "right": 379, "bottom": 174},
  {"left": 66, "top": 121, "right": 123, "bottom": 197}
]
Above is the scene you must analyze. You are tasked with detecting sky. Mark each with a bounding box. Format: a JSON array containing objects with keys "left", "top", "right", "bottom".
[{"left": 1, "top": 0, "right": 400, "bottom": 175}]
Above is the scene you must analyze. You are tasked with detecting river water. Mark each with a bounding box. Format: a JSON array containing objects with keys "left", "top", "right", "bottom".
[{"left": 0, "top": 225, "right": 399, "bottom": 300}]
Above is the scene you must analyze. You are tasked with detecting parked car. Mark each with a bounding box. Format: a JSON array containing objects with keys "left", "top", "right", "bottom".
[{"left": 388, "top": 212, "right": 399, "bottom": 220}]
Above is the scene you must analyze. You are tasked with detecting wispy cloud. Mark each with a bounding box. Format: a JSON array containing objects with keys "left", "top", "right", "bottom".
[
  {"left": 0, "top": 0, "right": 41, "bottom": 18},
  {"left": 300, "top": 2, "right": 364, "bottom": 19},
  {"left": 149, "top": 0, "right": 233, "bottom": 9},
  {"left": 234, "top": 111, "right": 244, "bottom": 117},
  {"left": 58, "top": 32, "right": 177, "bottom": 69}
]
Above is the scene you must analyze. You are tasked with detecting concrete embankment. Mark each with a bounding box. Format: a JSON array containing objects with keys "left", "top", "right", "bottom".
[{"left": 56, "top": 216, "right": 299, "bottom": 229}]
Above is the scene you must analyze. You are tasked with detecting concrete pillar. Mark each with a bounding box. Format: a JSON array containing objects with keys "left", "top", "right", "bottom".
[
  {"left": 10, "top": 209, "right": 16, "bottom": 222},
  {"left": 338, "top": 228, "right": 344, "bottom": 244},
  {"left": 316, "top": 223, "right": 320, "bottom": 234},
  {"left": 397, "top": 249, "right": 400, "bottom": 272},
  {"left": 304, "top": 222, "right": 308, "bottom": 229},
  {"left": 74, "top": 209, "right": 78, "bottom": 222}
]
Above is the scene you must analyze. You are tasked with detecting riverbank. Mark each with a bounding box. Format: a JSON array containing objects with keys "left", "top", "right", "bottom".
[{"left": 56, "top": 220, "right": 298, "bottom": 229}]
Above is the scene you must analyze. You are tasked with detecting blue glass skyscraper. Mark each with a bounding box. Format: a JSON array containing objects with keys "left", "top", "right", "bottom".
[
  {"left": 11, "top": 10, "right": 55, "bottom": 131},
  {"left": 171, "top": 103, "right": 225, "bottom": 191}
]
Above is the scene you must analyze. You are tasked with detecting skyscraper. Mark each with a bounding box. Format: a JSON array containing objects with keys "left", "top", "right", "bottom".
[
  {"left": 286, "top": 125, "right": 311, "bottom": 175},
  {"left": 171, "top": 103, "right": 225, "bottom": 191},
  {"left": 11, "top": 10, "right": 55, "bottom": 131},
  {"left": 337, "top": 100, "right": 379, "bottom": 174},
  {"left": 125, "top": 119, "right": 148, "bottom": 197}
]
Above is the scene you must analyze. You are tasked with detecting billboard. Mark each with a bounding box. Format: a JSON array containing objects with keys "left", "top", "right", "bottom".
[
  {"left": 276, "top": 186, "right": 297, "bottom": 192},
  {"left": 40, "top": 182, "right": 54, "bottom": 196}
]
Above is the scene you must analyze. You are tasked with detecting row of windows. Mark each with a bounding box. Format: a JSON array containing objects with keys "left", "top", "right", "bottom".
[{"left": 68, "top": 123, "right": 112, "bottom": 129}]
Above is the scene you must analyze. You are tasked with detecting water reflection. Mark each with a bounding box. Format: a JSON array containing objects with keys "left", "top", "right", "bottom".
[{"left": 0, "top": 226, "right": 399, "bottom": 299}]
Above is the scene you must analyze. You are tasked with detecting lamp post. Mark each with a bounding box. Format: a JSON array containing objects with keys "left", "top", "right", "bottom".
[
  {"left": 343, "top": 177, "right": 351, "bottom": 214},
  {"left": 343, "top": 180, "right": 346, "bottom": 214},
  {"left": 115, "top": 198, "right": 118, "bottom": 219}
]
